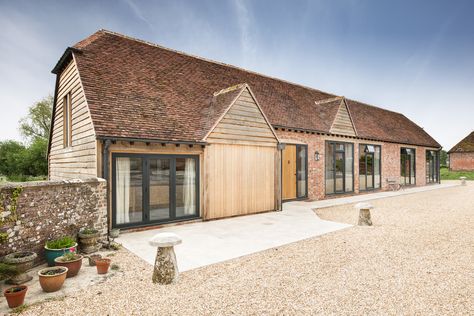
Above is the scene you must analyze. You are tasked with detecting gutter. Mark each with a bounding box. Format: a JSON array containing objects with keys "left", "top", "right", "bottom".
[{"left": 96, "top": 136, "right": 207, "bottom": 146}]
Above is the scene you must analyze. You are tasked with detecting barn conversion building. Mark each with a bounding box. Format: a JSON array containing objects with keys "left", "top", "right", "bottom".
[
  {"left": 48, "top": 30, "right": 441, "bottom": 230},
  {"left": 448, "top": 131, "right": 474, "bottom": 171}
]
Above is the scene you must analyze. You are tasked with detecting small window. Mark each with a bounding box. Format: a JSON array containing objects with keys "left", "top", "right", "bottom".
[{"left": 63, "top": 92, "right": 72, "bottom": 148}]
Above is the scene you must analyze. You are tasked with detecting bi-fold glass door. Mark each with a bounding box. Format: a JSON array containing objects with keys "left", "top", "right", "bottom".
[{"left": 112, "top": 153, "right": 199, "bottom": 228}]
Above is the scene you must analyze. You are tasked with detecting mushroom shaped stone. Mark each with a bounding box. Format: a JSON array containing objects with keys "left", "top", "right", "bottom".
[
  {"left": 354, "top": 202, "right": 374, "bottom": 210},
  {"left": 149, "top": 232, "right": 182, "bottom": 248}
]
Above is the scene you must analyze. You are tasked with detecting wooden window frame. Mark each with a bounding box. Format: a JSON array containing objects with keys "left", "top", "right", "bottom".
[{"left": 62, "top": 92, "right": 72, "bottom": 148}]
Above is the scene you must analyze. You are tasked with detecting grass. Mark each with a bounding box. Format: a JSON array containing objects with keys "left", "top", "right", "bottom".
[
  {"left": 440, "top": 166, "right": 474, "bottom": 180},
  {"left": 0, "top": 174, "right": 46, "bottom": 184}
]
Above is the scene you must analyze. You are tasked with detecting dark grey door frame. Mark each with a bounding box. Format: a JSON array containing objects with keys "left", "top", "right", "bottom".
[{"left": 111, "top": 152, "right": 200, "bottom": 229}]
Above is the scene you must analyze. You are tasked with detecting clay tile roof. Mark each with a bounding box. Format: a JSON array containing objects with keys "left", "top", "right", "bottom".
[
  {"left": 448, "top": 131, "right": 474, "bottom": 153},
  {"left": 67, "top": 29, "right": 440, "bottom": 147}
]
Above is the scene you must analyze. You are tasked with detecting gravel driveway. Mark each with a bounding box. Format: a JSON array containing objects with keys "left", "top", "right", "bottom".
[{"left": 20, "top": 183, "right": 473, "bottom": 315}]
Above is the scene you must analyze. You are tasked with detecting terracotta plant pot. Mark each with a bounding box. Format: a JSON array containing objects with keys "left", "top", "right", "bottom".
[
  {"left": 38, "top": 267, "right": 68, "bottom": 293},
  {"left": 78, "top": 229, "right": 101, "bottom": 254},
  {"left": 54, "top": 254, "right": 83, "bottom": 278},
  {"left": 3, "top": 251, "right": 37, "bottom": 284},
  {"left": 95, "top": 258, "right": 111, "bottom": 274},
  {"left": 3, "top": 285, "right": 27, "bottom": 309},
  {"left": 88, "top": 254, "right": 102, "bottom": 266}
]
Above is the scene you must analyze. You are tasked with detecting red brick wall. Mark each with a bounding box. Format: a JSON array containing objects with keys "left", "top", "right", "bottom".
[
  {"left": 276, "top": 130, "right": 436, "bottom": 200},
  {"left": 449, "top": 152, "right": 474, "bottom": 171}
]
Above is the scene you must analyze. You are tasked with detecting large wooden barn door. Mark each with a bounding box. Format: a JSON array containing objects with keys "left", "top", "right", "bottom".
[
  {"left": 204, "top": 85, "right": 279, "bottom": 220},
  {"left": 282, "top": 145, "right": 297, "bottom": 200}
]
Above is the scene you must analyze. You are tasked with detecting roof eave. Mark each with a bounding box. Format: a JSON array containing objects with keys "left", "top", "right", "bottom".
[{"left": 51, "top": 47, "right": 82, "bottom": 74}]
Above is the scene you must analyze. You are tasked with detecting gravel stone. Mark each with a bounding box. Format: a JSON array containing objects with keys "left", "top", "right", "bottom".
[{"left": 20, "top": 183, "right": 474, "bottom": 315}]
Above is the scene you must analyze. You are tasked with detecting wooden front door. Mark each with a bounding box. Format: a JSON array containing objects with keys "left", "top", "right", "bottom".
[{"left": 282, "top": 144, "right": 297, "bottom": 200}]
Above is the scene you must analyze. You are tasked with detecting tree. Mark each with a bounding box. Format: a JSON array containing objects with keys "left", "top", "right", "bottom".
[
  {"left": 0, "top": 141, "right": 28, "bottom": 177},
  {"left": 440, "top": 150, "right": 448, "bottom": 167},
  {"left": 19, "top": 95, "right": 53, "bottom": 143}
]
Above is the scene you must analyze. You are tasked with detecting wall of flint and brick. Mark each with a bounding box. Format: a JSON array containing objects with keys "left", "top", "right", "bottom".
[
  {"left": 276, "top": 130, "right": 436, "bottom": 200},
  {"left": 449, "top": 152, "right": 474, "bottom": 171},
  {"left": 0, "top": 178, "right": 107, "bottom": 261}
]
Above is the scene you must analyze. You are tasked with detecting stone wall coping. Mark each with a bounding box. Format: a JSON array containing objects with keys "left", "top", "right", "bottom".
[{"left": 0, "top": 178, "right": 106, "bottom": 190}]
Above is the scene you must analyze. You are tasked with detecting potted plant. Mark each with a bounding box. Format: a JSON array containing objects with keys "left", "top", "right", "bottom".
[
  {"left": 95, "top": 258, "right": 111, "bottom": 274},
  {"left": 54, "top": 252, "right": 83, "bottom": 278},
  {"left": 44, "top": 236, "right": 77, "bottom": 266},
  {"left": 78, "top": 227, "right": 101, "bottom": 254},
  {"left": 3, "top": 251, "right": 37, "bottom": 284},
  {"left": 3, "top": 285, "right": 28, "bottom": 308},
  {"left": 0, "top": 263, "right": 18, "bottom": 282},
  {"left": 38, "top": 266, "right": 68, "bottom": 293}
]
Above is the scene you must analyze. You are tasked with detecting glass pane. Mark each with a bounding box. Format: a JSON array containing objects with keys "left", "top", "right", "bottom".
[
  {"left": 149, "top": 158, "right": 170, "bottom": 221},
  {"left": 335, "top": 152, "right": 344, "bottom": 192},
  {"left": 115, "top": 157, "right": 143, "bottom": 224},
  {"left": 410, "top": 150, "right": 416, "bottom": 184},
  {"left": 176, "top": 158, "right": 197, "bottom": 217},
  {"left": 374, "top": 146, "right": 381, "bottom": 189},
  {"left": 359, "top": 148, "right": 366, "bottom": 191},
  {"left": 366, "top": 154, "right": 374, "bottom": 188},
  {"left": 345, "top": 144, "right": 353, "bottom": 192},
  {"left": 325, "top": 143, "right": 334, "bottom": 194},
  {"left": 297, "top": 146, "right": 307, "bottom": 198}
]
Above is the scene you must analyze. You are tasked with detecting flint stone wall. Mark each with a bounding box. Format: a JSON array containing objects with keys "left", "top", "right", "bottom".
[{"left": 0, "top": 178, "right": 107, "bottom": 261}]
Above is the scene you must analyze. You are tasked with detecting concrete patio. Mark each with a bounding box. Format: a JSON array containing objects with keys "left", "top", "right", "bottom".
[{"left": 118, "top": 182, "right": 459, "bottom": 272}]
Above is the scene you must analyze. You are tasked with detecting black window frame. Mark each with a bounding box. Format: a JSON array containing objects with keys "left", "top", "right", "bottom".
[
  {"left": 359, "top": 144, "right": 382, "bottom": 191},
  {"left": 400, "top": 147, "right": 416, "bottom": 186},
  {"left": 295, "top": 144, "right": 308, "bottom": 199},
  {"left": 425, "top": 149, "right": 440, "bottom": 184},
  {"left": 325, "top": 140, "right": 354, "bottom": 195},
  {"left": 112, "top": 152, "right": 200, "bottom": 229}
]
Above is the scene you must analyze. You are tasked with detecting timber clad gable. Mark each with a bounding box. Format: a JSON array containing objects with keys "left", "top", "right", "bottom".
[
  {"left": 49, "top": 57, "right": 97, "bottom": 180},
  {"left": 329, "top": 98, "right": 357, "bottom": 137},
  {"left": 206, "top": 85, "right": 278, "bottom": 147}
]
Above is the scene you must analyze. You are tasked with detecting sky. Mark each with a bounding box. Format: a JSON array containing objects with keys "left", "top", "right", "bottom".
[{"left": 0, "top": 0, "right": 473, "bottom": 150}]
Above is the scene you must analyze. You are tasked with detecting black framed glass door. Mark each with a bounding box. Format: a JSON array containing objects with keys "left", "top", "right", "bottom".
[
  {"left": 400, "top": 148, "right": 416, "bottom": 186},
  {"left": 426, "top": 150, "right": 439, "bottom": 184},
  {"left": 112, "top": 153, "right": 199, "bottom": 228},
  {"left": 325, "top": 141, "right": 354, "bottom": 194},
  {"left": 359, "top": 144, "right": 381, "bottom": 191}
]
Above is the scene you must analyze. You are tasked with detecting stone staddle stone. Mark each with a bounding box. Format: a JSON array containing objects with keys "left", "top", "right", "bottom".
[
  {"left": 355, "top": 202, "right": 373, "bottom": 226},
  {"left": 149, "top": 233, "right": 182, "bottom": 285}
]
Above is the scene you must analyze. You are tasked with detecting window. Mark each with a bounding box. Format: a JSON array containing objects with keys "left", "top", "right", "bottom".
[
  {"left": 325, "top": 141, "right": 353, "bottom": 194},
  {"left": 400, "top": 148, "right": 416, "bottom": 186},
  {"left": 62, "top": 92, "right": 72, "bottom": 147},
  {"left": 296, "top": 145, "right": 307, "bottom": 198},
  {"left": 113, "top": 154, "right": 199, "bottom": 228},
  {"left": 426, "top": 150, "right": 439, "bottom": 184},
  {"left": 359, "top": 144, "right": 381, "bottom": 191}
]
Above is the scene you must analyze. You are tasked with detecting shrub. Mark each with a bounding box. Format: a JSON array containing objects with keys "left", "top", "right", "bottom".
[{"left": 45, "top": 236, "right": 76, "bottom": 249}]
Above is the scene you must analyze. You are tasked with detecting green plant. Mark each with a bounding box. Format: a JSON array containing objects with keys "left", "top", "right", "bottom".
[
  {"left": 0, "top": 232, "right": 8, "bottom": 244},
  {"left": 45, "top": 236, "right": 76, "bottom": 249},
  {"left": 111, "top": 263, "right": 120, "bottom": 271},
  {"left": 5, "top": 286, "right": 25, "bottom": 293},
  {"left": 56, "top": 252, "right": 81, "bottom": 262},
  {"left": 39, "top": 267, "right": 66, "bottom": 276},
  {"left": 11, "top": 304, "right": 29, "bottom": 314},
  {"left": 0, "top": 263, "right": 18, "bottom": 280},
  {"left": 80, "top": 227, "right": 98, "bottom": 234}
]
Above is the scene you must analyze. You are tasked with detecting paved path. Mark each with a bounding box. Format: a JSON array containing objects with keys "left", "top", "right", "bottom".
[
  {"left": 118, "top": 208, "right": 349, "bottom": 272},
  {"left": 118, "top": 182, "right": 458, "bottom": 272},
  {"left": 286, "top": 182, "right": 458, "bottom": 210}
]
